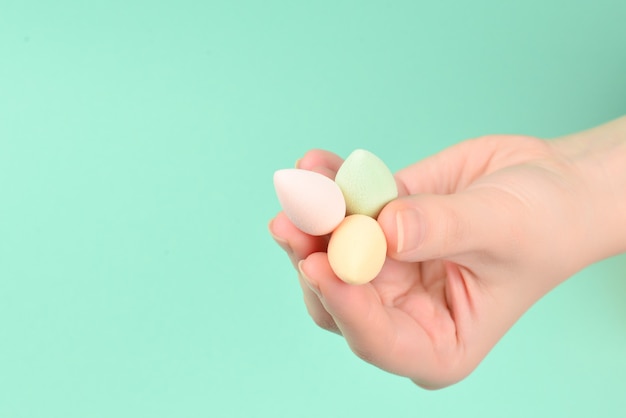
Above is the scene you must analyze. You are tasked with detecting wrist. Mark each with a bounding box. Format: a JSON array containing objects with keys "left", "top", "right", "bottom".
[{"left": 550, "top": 116, "right": 626, "bottom": 263}]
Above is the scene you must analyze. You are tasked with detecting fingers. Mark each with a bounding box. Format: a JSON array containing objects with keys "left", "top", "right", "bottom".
[
  {"left": 269, "top": 213, "right": 340, "bottom": 334},
  {"left": 378, "top": 190, "right": 504, "bottom": 262},
  {"left": 269, "top": 148, "right": 345, "bottom": 333},
  {"left": 298, "top": 253, "right": 399, "bottom": 367},
  {"left": 269, "top": 212, "right": 328, "bottom": 266}
]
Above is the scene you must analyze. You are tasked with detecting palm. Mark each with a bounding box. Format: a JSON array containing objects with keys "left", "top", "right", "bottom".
[{"left": 370, "top": 255, "right": 461, "bottom": 376}]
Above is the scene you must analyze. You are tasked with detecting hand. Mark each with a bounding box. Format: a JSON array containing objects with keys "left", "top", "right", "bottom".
[{"left": 269, "top": 119, "right": 626, "bottom": 389}]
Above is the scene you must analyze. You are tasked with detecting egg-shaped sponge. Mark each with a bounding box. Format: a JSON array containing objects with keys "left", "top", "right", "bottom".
[
  {"left": 334, "top": 149, "right": 398, "bottom": 218},
  {"left": 327, "top": 214, "right": 387, "bottom": 284},
  {"left": 273, "top": 168, "right": 346, "bottom": 236}
]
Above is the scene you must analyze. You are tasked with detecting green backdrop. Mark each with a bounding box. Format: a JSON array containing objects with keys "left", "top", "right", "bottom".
[{"left": 1, "top": 1, "right": 625, "bottom": 417}]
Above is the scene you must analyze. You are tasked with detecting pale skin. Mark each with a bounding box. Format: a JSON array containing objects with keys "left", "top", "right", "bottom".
[{"left": 268, "top": 116, "right": 626, "bottom": 389}]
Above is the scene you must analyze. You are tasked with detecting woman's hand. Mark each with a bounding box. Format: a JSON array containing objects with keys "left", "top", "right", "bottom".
[{"left": 269, "top": 117, "right": 626, "bottom": 389}]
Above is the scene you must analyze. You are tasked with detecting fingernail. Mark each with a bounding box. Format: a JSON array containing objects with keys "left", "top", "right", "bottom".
[
  {"left": 298, "top": 260, "right": 321, "bottom": 296},
  {"left": 395, "top": 208, "right": 424, "bottom": 254}
]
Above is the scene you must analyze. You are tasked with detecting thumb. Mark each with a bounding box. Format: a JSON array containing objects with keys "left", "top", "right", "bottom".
[{"left": 378, "top": 191, "right": 502, "bottom": 262}]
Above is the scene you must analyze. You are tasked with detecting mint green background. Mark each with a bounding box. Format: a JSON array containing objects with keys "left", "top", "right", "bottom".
[{"left": 1, "top": 1, "right": 625, "bottom": 417}]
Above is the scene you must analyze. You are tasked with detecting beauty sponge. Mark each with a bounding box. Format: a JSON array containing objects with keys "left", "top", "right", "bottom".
[
  {"left": 327, "top": 214, "right": 387, "bottom": 285},
  {"left": 334, "top": 149, "right": 398, "bottom": 219},
  {"left": 273, "top": 168, "right": 346, "bottom": 236}
]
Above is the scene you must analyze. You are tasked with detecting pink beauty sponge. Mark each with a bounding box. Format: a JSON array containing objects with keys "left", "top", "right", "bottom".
[{"left": 273, "top": 169, "right": 346, "bottom": 236}]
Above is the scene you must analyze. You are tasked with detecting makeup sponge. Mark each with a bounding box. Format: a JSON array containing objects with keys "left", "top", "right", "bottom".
[
  {"left": 273, "top": 169, "right": 346, "bottom": 236},
  {"left": 334, "top": 149, "right": 398, "bottom": 218},
  {"left": 273, "top": 149, "right": 397, "bottom": 285},
  {"left": 327, "top": 214, "right": 387, "bottom": 285}
]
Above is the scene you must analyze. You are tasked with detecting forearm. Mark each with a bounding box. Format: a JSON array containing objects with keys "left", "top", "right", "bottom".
[{"left": 551, "top": 116, "right": 626, "bottom": 262}]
